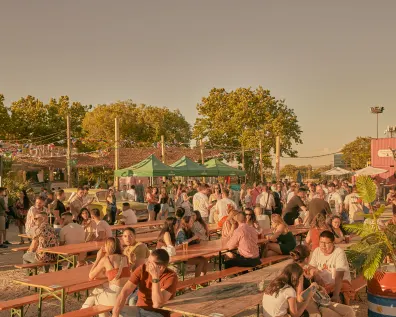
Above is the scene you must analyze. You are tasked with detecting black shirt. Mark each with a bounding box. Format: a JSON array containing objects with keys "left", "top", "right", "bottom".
[
  {"left": 283, "top": 195, "right": 305, "bottom": 225},
  {"left": 55, "top": 200, "right": 66, "bottom": 215}
]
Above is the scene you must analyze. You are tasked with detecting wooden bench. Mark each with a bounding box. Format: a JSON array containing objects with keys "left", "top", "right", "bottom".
[
  {"left": 259, "top": 255, "right": 290, "bottom": 266},
  {"left": 0, "top": 280, "right": 104, "bottom": 316},
  {"left": 55, "top": 304, "right": 112, "bottom": 317},
  {"left": 11, "top": 246, "right": 29, "bottom": 252}
]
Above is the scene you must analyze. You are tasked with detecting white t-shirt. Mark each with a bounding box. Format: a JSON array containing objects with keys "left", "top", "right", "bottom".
[
  {"left": 309, "top": 247, "right": 351, "bottom": 285},
  {"left": 215, "top": 198, "right": 237, "bottom": 219},
  {"left": 262, "top": 285, "right": 296, "bottom": 317},
  {"left": 286, "top": 191, "right": 295, "bottom": 204},
  {"left": 122, "top": 209, "right": 137, "bottom": 225},
  {"left": 95, "top": 220, "right": 112, "bottom": 239},
  {"left": 60, "top": 223, "right": 85, "bottom": 245},
  {"left": 327, "top": 192, "right": 343, "bottom": 215},
  {"left": 193, "top": 192, "right": 209, "bottom": 218},
  {"left": 127, "top": 189, "right": 137, "bottom": 201},
  {"left": 256, "top": 192, "right": 275, "bottom": 210},
  {"left": 344, "top": 193, "right": 364, "bottom": 222}
]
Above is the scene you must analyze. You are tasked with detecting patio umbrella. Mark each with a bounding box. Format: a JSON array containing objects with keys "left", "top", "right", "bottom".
[
  {"left": 354, "top": 166, "right": 388, "bottom": 176},
  {"left": 322, "top": 167, "right": 352, "bottom": 176}
]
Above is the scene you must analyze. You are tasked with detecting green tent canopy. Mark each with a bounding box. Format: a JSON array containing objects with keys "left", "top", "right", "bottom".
[
  {"left": 114, "top": 154, "right": 176, "bottom": 177},
  {"left": 204, "top": 159, "right": 246, "bottom": 176},
  {"left": 170, "top": 156, "right": 208, "bottom": 176}
]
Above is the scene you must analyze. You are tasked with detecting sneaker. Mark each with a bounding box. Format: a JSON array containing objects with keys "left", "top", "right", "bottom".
[
  {"left": 4, "top": 241, "right": 11, "bottom": 245},
  {"left": 0, "top": 244, "right": 8, "bottom": 248}
]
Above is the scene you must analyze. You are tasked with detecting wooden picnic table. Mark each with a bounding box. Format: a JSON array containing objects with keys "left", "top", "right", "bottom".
[
  {"left": 13, "top": 265, "right": 106, "bottom": 316},
  {"left": 40, "top": 231, "right": 160, "bottom": 267},
  {"left": 162, "top": 260, "right": 290, "bottom": 317}
]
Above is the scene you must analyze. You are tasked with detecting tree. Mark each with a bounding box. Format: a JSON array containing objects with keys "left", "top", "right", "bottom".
[
  {"left": 341, "top": 137, "right": 371, "bottom": 170},
  {"left": 193, "top": 87, "right": 303, "bottom": 169},
  {"left": 0, "top": 94, "right": 11, "bottom": 139},
  {"left": 82, "top": 100, "right": 191, "bottom": 148},
  {"left": 8, "top": 95, "right": 91, "bottom": 142},
  {"left": 280, "top": 164, "right": 298, "bottom": 179}
]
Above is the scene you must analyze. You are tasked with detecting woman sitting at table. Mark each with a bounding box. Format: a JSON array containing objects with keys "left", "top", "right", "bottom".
[
  {"left": 329, "top": 215, "right": 347, "bottom": 244},
  {"left": 290, "top": 245, "right": 355, "bottom": 317},
  {"left": 156, "top": 217, "right": 177, "bottom": 249},
  {"left": 264, "top": 214, "right": 296, "bottom": 257},
  {"left": 176, "top": 216, "right": 208, "bottom": 278},
  {"left": 244, "top": 207, "right": 263, "bottom": 236},
  {"left": 262, "top": 263, "right": 314, "bottom": 317},
  {"left": 77, "top": 208, "right": 96, "bottom": 242},
  {"left": 191, "top": 210, "right": 209, "bottom": 241},
  {"left": 305, "top": 212, "right": 330, "bottom": 251},
  {"left": 82, "top": 237, "right": 130, "bottom": 317}
]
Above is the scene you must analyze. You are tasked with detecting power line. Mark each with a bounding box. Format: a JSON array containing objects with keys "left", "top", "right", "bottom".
[{"left": 0, "top": 130, "right": 67, "bottom": 143}]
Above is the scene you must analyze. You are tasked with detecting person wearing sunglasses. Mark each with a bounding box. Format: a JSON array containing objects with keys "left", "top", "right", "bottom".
[{"left": 22, "top": 212, "right": 58, "bottom": 271}]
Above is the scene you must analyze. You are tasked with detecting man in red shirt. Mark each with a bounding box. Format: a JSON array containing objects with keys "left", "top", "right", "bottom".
[
  {"left": 112, "top": 249, "right": 178, "bottom": 317},
  {"left": 225, "top": 212, "right": 261, "bottom": 268}
]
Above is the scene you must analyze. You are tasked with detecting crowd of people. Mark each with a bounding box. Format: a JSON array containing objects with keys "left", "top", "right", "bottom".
[{"left": 0, "top": 179, "right": 395, "bottom": 317}]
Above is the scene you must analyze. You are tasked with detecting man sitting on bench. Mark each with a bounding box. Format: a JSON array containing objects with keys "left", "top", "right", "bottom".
[
  {"left": 224, "top": 212, "right": 261, "bottom": 269},
  {"left": 23, "top": 212, "right": 58, "bottom": 272},
  {"left": 112, "top": 249, "right": 178, "bottom": 317}
]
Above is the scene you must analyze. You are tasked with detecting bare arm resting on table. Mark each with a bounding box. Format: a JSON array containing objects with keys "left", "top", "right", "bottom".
[{"left": 112, "top": 280, "right": 137, "bottom": 317}]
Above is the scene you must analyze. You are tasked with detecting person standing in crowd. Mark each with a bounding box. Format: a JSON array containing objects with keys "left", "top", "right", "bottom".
[
  {"left": 286, "top": 184, "right": 297, "bottom": 203},
  {"left": 344, "top": 185, "right": 364, "bottom": 223},
  {"left": 262, "top": 263, "right": 314, "bottom": 317},
  {"left": 321, "top": 180, "right": 329, "bottom": 198},
  {"left": 305, "top": 189, "right": 331, "bottom": 225},
  {"left": 327, "top": 183, "right": 343, "bottom": 216},
  {"left": 39, "top": 187, "right": 48, "bottom": 200},
  {"left": 77, "top": 208, "right": 97, "bottom": 242},
  {"left": 193, "top": 184, "right": 210, "bottom": 222},
  {"left": 180, "top": 191, "right": 193, "bottom": 217},
  {"left": 215, "top": 188, "right": 237, "bottom": 224},
  {"left": 118, "top": 202, "right": 137, "bottom": 225},
  {"left": 23, "top": 212, "right": 58, "bottom": 270},
  {"left": 0, "top": 188, "right": 8, "bottom": 248},
  {"left": 158, "top": 187, "right": 170, "bottom": 220},
  {"left": 120, "top": 184, "right": 130, "bottom": 201},
  {"left": 69, "top": 187, "right": 88, "bottom": 219},
  {"left": 25, "top": 196, "right": 46, "bottom": 235},
  {"left": 105, "top": 188, "right": 117, "bottom": 225},
  {"left": 146, "top": 186, "right": 157, "bottom": 221},
  {"left": 283, "top": 188, "right": 307, "bottom": 226},
  {"left": 111, "top": 249, "right": 178, "bottom": 317},
  {"left": 127, "top": 185, "right": 137, "bottom": 202},
  {"left": 256, "top": 185, "right": 275, "bottom": 216},
  {"left": 82, "top": 237, "right": 130, "bottom": 316},
  {"left": 91, "top": 208, "right": 112, "bottom": 240},
  {"left": 225, "top": 212, "right": 261, "bottom": 268},
  {"left": 251, "top": 182, "right": 262, "bottom": 208},
  {"left": 308, "top": 230, "right": 354, "bottom": 304},
  {"left": 135, "top": 180, "right": 145, "bottom": 203},
  {"left": 14, "top": 189, "right": 31, "bottom": 244}
]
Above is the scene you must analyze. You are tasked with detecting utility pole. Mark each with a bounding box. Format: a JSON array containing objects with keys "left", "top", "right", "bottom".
[
  {"left": 0, "top": 155, "right": 3, "bottom": 187},
  {"left": 200, "top": 139, "right": 205, "bottom": 182},
  {"left": 259, "top": 140, "right": 263, "bottom": 183},
  {"left": 275, "top": 136, "right": 281, "bottom": 182},
  {"left": 66, "top": 115, "right": 72, "bottom": 187},
  {"left": 161, "top": 135, "right": 165, "bottom": 163},
  {"left": 114, "top": 117, "right": 120, "bottom": 190},
  {"left": 242, "top": 145, "right": 246, "bottom": 183}
]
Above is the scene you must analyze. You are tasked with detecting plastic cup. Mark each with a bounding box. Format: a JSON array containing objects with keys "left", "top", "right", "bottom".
[{"left": 345, "top": 235, "right": 350, "bottom": 243}]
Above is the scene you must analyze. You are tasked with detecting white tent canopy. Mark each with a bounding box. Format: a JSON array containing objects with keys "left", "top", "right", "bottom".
[
  {"left": 354, "top": 166, "right": 388, "bottom": 176},
  {"left": 322, "top": 167, "right": 352, "bottom": 176}
]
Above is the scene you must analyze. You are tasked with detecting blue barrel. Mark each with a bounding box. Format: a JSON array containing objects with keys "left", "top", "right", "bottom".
[{"left": 368, "top": 292, "right": 396, "bottom": 317}]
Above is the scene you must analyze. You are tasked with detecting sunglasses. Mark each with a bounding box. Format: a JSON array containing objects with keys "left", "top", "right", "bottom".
[
  {"left": 245, "top": 213, "right": 253, "bottom": 216},
  {"left": 34, "top": 217, "right": 41, "bottom": 220}
]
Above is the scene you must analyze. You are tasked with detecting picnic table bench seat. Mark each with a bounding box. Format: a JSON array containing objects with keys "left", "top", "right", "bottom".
[
  {"left": 11, "top": 246, "right": 29, "bottom": 252},
  {"left": 0, "top": 279, "right": 104, "bottom": 316}
]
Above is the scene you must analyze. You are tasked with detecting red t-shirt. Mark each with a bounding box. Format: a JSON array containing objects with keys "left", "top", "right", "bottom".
[{"left": 129, "top": 264, "right": 178, "bottom": 316}]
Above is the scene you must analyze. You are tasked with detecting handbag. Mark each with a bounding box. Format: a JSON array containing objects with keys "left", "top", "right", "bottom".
[{"left": 312, "top": 285, "right": 331, "bottom": 307}]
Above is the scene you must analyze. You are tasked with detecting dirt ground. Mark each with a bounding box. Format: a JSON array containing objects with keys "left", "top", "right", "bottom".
[{"left": 0, "top": 224, "right": 369, "bottom": 317}]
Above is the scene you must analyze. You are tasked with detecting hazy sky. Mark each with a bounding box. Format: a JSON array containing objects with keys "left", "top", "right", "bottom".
[{"left": 1, "top": 1, "right": 396, "bottom": 166}]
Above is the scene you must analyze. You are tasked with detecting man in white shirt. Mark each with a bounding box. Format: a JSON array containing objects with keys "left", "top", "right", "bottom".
[
  {"left": 193, "top": 184, "right": 210, "bottom": 222},
  {"left": 327, "top": 183, "right": 343, "bottom": 215},
  {"left": 91, "top": 208, "right": 112, "bottom": 240},
  {"left": 215, "top": 188, "right": 237, "bottom": 221},
  {"left": 344, "top": 185, "right": 364, "bottom": 223},
  {"left": 127, "top": 185, "right": 137, "bottom": 202},
  {"left": 59, "top": 212, "right": 85, "bottom": 245},
  {"left": 309, "top": 230, "right": 351, "bottom": 304},
  {"left": 255, "top": 185, "right": 275, "bottom": 216},
  {"left": 119, "top": 202, "right": 138, "bottom": 225}
]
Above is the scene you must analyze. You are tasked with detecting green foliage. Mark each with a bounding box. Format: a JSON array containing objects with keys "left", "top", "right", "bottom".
[
  {"left": 0, "top": 94, "right": 11, "bottom": 139},
  {"left": 341, "top": 137, "right": 371, "bottom": 170},
  {"left": 344, "top": 176, "right": 396, "bottom": 280},
  {"left": 193, "top": 87, "right": 303, "bottom": 169},
  {"left": 356, "top": 175, "right": 377, "bottom": 204},
  {"left": 82, "top": 100, "right": 191, "bottom": 149}
]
